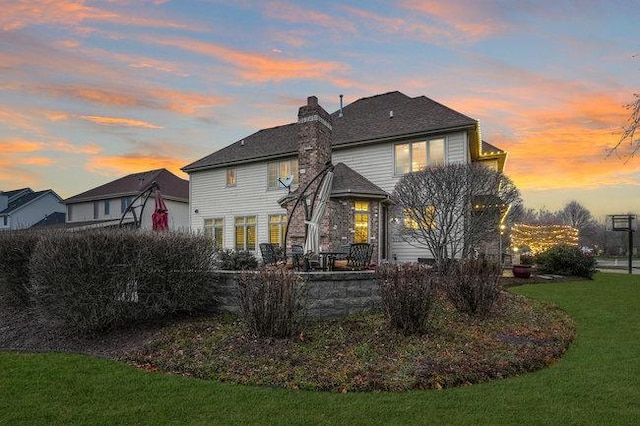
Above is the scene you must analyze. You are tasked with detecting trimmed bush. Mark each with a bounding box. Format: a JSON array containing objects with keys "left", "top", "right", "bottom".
[
  {"left": 443, "top": 258, "right": 502, "bottom": 317},
  {"left": 377, "top": 263, "right": 436, "bottom": 335},
  {"left": 215, "top": 249, "right": 258, "bottom": 270},
  {"left": 535, "top": 244, "right": 596, "bottom": 278},
  {"left": 236, "top": 267, "right": 306, "bottom": 338},
  {"left": 0, "top": 230, "right": 42, "bottom": 307},
  {"left": 29, "top": 229, "right": 216, "bottom": 333}
]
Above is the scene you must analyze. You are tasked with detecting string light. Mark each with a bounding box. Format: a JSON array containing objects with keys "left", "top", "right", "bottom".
[{"left": 510, "top": 223, "right": 579, "bottom": 255}]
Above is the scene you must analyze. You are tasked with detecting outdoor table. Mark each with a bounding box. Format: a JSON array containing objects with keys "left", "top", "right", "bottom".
[{"left": 318, "top": 251, "right": 348, "bottom": 271}]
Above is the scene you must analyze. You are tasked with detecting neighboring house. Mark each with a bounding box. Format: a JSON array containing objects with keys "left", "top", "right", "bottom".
[
  {"left": 63, "top": 169, "right": 190, "bottom": 231},
  {"left": 183, "top": 91, "right": 507, "bottom": 262},
  {"left": 0, "top": 188, "right": 66, "bottom": 231}
]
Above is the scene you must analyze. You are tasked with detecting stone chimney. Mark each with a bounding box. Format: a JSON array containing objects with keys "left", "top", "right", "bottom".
[{"left": 286, "top": 96, "right": 333, "bottom": 246}]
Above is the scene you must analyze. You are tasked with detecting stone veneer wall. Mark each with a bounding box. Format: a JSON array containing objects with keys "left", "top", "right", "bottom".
[{"left": 211, "top": 270, "right": 381, "bottom": 319}]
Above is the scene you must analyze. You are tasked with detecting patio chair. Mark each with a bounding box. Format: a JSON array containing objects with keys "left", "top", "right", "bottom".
[
  {"left": 332, "top": 243, "right": 373, "bottom": 271},
  {"left": 290, "top": 244, "right": 304, "bottom": 270},
  {"left": 259, "top": 243, "right": 281, "bottom": 266}
]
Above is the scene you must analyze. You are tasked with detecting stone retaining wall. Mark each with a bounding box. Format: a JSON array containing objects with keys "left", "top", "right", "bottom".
[{"left": 211, "top": 270, "right": 381, "bottom": 319}]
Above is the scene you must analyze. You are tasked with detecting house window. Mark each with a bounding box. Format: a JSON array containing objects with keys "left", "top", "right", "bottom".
[
  {"left": 394, "top": 138, "right": 445, "bottom": 174},
  {"left": 235, "top": 216, "right": 256, "bottom": 251},
  {"left": 2, "top": 216, "right": 7, "bottom": 226},
  {"left": 404, "top": 206, "right": 436, "bottom": 230},
  {"left": 267, "top": 159, "right": 298, "bottom": 189},
  {"left": 354, "top": 201, "right": 369, "bottom": 243},
  {"left": 104, "top": 200, "right": 110, "bottom": 216},
  {"left": 269, "top": 214, "right": 287, "bottom": 246},
  {"left": 121, "top": 196, "right": 133, "bottom": 213},
  {"left": 93, "top": 201, "right": 99, "bottom": 220},
  {"left": 204, "top": 218, "right": 224, "bottom": 249},
  {"left": 226, "top": 168, "right": 236, "bottom": 186},
  {"left": 67, "top": 205, "right": 73, "bottom": 222}
]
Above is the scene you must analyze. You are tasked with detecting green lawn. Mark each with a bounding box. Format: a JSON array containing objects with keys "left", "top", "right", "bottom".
[{"left": 2, "top": 273, "right": 639, "bottom": 425}]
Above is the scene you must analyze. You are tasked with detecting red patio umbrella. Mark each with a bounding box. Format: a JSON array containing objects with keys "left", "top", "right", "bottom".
[{"left": 152, "top": 190, "right": 169, "bottom": 231}]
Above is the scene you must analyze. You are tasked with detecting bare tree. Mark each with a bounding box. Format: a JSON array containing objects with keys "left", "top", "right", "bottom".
[
  {"left": 560, "top": 200, "right": 600, "bottom": 246},
  {"left": 610, "top": 93, "right": 640, "bottom": 160},
  {"left": 393, "top": 163, "right": 521, "bottom": 270}
]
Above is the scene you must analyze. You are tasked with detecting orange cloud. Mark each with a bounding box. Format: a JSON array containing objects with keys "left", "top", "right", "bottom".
[
  {"left": 0, "top": 108, "right": 42, "bottom": 133},
  {"left": 1, "top": 0, "right": 200, "bottom": 32},
  {"left": 400, "top": 0, "right": 511, "bottom": 41},
  {"left": 0, "top": 138, "right": 102, "bottom": 156},
  {"left": 19, "top": 157, "right": 54, "bottom": 166},
  {"left": 85, "top": 154, "right": 188, "bottom": 179},
  {"left": 263, "top": 1, "right": 357, "bottom": 35},
  {"left": 147, "top": 36, "right": 350, "bottom": 84},
  {"left": 0, "top": 139, "right": 43, "bottom": 153},
  {"left": 79, "top": 115, "right": 162, "bottom": 129}
]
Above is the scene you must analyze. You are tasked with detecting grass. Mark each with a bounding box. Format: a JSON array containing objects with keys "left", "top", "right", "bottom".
[{"left": 2, "top": 273, "right": 639, "bottom": 425}]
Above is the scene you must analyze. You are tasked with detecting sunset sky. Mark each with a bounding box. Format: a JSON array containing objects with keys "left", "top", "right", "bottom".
[{"left": 1, "top": 0, "right": 639, "bottom": 219}]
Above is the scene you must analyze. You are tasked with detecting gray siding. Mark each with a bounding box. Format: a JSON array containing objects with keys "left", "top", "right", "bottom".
[
  {"left": 332, "top": 131, "right": 469, "bottom": 262},
  {"left": 189, "top": 162, "right": 290, "bottom": 254}
]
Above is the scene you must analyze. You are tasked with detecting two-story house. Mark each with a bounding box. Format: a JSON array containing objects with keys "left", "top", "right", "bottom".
[
  {"left": 183, "top": 91, "right": 507, "bottom": 263},
  {"left": 63, "top": 168, "right": 190, "bottom": 231},
  {"left": 0, "top": 188, "right": 66, "bottom": 231}
]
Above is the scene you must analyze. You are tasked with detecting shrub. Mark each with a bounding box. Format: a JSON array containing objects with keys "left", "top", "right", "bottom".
[
  {"left": 377, "top": 263, "right": 436, "bottom": 335},
  {"left": 535, "top": 244, "right": 596, "bottom": 278},
  {"left": 29, "top": 229, "right": 216, "bottom": 333},
  {"left": 236, "top": 267, "right": 306, "bottom": 338},
  {"left": 215, "top": 249, "right": 258, "bottom": 270},
  {"left": 443, "top": 258, "right": 502, "bottom": 317},
  {"left": 519, "top": 253, "right": 535, "bottom": 265},
  {"left": 0, "top": 230, "right": 42, "bottom": 307}
]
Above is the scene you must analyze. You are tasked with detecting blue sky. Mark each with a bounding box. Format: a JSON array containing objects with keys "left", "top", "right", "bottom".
[{"left": 1, "top": 0, "right": 639, "bottom": 218}]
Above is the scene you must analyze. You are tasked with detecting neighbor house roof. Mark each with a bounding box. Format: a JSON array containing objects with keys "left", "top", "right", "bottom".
[
  {"left": 183, "top": 91, "right": 481, "bottom": 173},
  {"left": 0, "top": 189, "right": 62, "bottom": 215},
  {"left": 31, "top": 212, "right": 67, "bottom": 228},
  {"left": 63, "top": 168, "right": 189, "bottom": 204}
]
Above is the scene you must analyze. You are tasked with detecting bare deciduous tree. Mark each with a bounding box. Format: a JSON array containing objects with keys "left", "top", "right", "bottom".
[
  {"left": 393, "top": 163, "right": 521, "bottom": 271},
  {"left": 610, "top": 93, "right": 640, "bottom": 160}
]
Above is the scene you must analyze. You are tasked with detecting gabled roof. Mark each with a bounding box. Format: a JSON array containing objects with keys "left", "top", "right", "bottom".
[
  {"left": 330, "top": 163, "right": 389, "bottom": 199},
  {"left": 0, "top": 189, "right": 62, "bottom": 215},
  {"left": 183, "top": 91, "right": 479, "bottom": 173},
  {"left": 278, "top": 162, "right": 389, "bottom": 206},
  {"left": 331, "top": 91, "right": 476, "bottom": 147},
  {"left": 31, "top": 212, "right": 66, "bottom": 228},
  {"left": 63, "top": 168, "right": 188, "bottom": 204}
]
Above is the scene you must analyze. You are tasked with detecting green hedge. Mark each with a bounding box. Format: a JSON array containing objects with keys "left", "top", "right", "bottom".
[
  {"left": 535, "top": 245, "right": 596, "bottom": 278},
  {"left": 29, "top": 229, "right": 217, "bottom": 333}
]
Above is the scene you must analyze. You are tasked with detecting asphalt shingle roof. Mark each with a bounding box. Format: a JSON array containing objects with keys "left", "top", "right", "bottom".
[
  {"left": 183, "top": 91, "right": 479, "bottom": 172},
  {"left": 63, "top": 168, "right": 188, "bottom": 203},
  {"left": 330, "top": 163, "right": 388, "bottom": 199},
  {"left": 0, "top": 189, "right": 54, "bottom": 215}
]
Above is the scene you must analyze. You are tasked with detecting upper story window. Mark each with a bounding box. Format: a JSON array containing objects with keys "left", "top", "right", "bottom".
[
  {"left": 204, "top": 218, "right": 224, "bottom": 249},
  {"left": 93, "top": 201, "right": 99, "bottom": 220},
  {"left": 104, "top": 200, "right": 110, "bottom": 216},
  {"left": 226, "top": 168, "right": 236, "bottom": 186},
  {"left": 2, "top": 216, "right": 7, "bottom": 227},
  {"left": 394, "top": 138, "right": 445, "bottom": 175},
  {"left": 67, "top": 205, "right": 73, "bottom": 222},
  {"left": 267, "top": 159, "right": 298, "bottom": 189}
]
